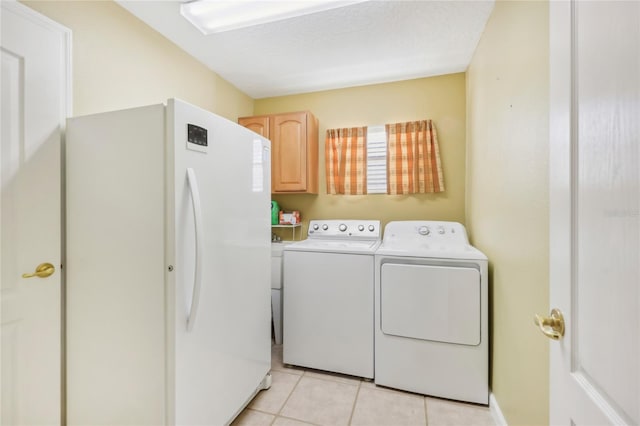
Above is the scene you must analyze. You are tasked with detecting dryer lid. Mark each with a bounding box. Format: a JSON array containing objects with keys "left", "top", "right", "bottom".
[{"left": 376, "top": 242, "right": 487, "bottom": 260}]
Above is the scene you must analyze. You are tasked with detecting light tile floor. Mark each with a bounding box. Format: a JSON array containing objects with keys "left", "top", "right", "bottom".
[{"left": 232, "top": 345, "right": 495, "bottom": 426}]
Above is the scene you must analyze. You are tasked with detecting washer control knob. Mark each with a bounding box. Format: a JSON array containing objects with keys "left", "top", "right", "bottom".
[
  {"left": 418, "top": 226, "right": 430, "bottom": 236},
  {"left": 358, "top": 225, "right": 365, "bottom": 232},
  {"left": 339, "top": 224, "right": 347, "bottom": 232},
  {"left": 438, "top": 226, "right": 445, "bottom": 235},
  {"left": 322, "top": 224, "right": 329, "bottom": 231},
  {"left": 368, "top": 225, "right": 376, "bottom": 232},
  {"left": 313, "top": 224, "right": 319, "bottom": 230}
]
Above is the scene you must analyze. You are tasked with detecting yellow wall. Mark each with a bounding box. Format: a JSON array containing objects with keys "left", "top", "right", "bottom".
[
  {"left": 255, "top": 73, "right": 466, "bottom": 238},
  {"left": 466, "top": 1, "right": 549, "bottom": 424},
  {"left": 21, "top": 0, "right": 253, "bottom": 119}
]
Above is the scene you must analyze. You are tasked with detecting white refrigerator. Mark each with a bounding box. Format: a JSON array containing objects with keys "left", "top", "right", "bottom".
[{"left": 66, "top": 99, "right": 272, "bottom": 425}]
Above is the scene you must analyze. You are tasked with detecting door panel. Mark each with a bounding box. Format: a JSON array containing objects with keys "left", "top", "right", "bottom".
[
  {"left": 283, "top": 251, "right": 374, "bottom": 378},
  {"left": 575, "top": 3, "right": 639, "bottom": 421},
  {"left": 549, "top": 1, "right": 639, "bottom": 424},
  {"left": 171, "top": 100, "right": 272, "bottom": 424},
  {"left": 0, "top": 2, "right": 70, "bottom": 424},
  {"left": 272, "top": 113, "right": 306, "bottom": 191}
]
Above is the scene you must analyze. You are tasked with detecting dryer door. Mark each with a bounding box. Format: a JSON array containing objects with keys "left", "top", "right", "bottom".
[{"left": 380, "top": 263, "right": 480, "bottom": 345}]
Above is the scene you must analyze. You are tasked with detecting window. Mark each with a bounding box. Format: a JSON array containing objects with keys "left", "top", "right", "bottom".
[
  {"left": 326, "top": 120, "right": 443, "bottom": 195},
  {"left": 366, "top": 125, "right": 387, "bottom": 194}
]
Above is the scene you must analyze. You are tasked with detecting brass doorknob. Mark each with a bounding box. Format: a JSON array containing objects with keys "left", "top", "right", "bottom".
[
  {"left": 534, "top": 308, "right": 565, "bottom": 340},
  {"left": 22, "top": 263, "right": 56, "bottom": 279}
]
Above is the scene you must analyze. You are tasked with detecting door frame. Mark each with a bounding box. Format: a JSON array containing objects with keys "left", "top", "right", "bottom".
[
  {"left": 1, "top": 1, "right": 72, "bottom": 423},
  {"left": 548, "top": 1, "right": 573, "bottom": 421}
]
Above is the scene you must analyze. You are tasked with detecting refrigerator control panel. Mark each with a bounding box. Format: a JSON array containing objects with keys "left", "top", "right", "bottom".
[{"left": 187, "top": 123, "right": 208, "bottom": 153}]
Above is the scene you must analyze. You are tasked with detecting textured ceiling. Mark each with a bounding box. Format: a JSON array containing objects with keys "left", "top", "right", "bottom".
[{"left": 116, "top": 1, "right": 494, "bottom": 99}]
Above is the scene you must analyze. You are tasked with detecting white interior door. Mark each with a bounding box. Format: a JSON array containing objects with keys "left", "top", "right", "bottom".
[
  {"left": 1, "top": 2, "right": 71, "bottom": 424},
  {"left": 549, "top": 0, "right": 639, "bottom": 424}
]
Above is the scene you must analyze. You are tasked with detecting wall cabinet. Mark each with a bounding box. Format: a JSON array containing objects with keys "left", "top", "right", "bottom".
[{"left": 239, "top": 111, "right": 318, "bottom": 194}]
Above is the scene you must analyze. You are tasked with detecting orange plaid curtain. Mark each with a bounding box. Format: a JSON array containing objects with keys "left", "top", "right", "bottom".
[
  {"left": 386, "top": 120, "right": 444, "bottom": 195},
  {"left": 325, "top": 127, "right": 367, "bottom": 195}
]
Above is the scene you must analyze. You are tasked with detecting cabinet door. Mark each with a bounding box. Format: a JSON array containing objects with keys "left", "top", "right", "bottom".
[
  {"left": 272, "top": 112, "right": 307, "bottom": 192},
  {"left": 239, "top": 116, "right": 269, "bottom": 138}
]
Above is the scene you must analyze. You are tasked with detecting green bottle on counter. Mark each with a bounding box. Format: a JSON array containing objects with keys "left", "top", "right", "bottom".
[{"left": 271, "top": 201, "right": 279, "bottom": 225}]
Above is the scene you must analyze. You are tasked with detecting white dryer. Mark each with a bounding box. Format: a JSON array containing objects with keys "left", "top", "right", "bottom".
[
  {"left": 283, "top": 220, "right": 381, "bottom": 378},
  {"left": 375, "top": 221, "right": 488, "bottom": 404}
]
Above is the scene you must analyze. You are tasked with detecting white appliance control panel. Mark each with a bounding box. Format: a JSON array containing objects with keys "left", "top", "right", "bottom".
[
  {"left": 308, "top": 220, "right": 381, "bottom": 240},
  {"left": 382, "top": 221, "right": 469, "bottom": 245},
  {"left": 186, "top": 123, "right": 208, "bottom": 153}
]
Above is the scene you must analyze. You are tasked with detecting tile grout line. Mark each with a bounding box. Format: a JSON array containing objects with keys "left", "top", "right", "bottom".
[
  {"left": 277, "top": 414, "right": 324, "bottom": 426},
  {"left": 346, "top": 379, "right": 363, "bottom": 426},
  {"left": 273, "top": 370, "right": 334, "bottom": 426},
  {"left": 303, "top": 373, "right": 362, "bottom": 387},
  {"left": 424, "top": 396, "right": 429, "bottom": 426},
  {"left": 238, "top": 407, "right": 276, "bottom": 426},
  {"left": 268, "top": 405, "right": 277, "bottom": 426},
  {"left": 274, "top": 369, "right": 305, "bottom": 418}
]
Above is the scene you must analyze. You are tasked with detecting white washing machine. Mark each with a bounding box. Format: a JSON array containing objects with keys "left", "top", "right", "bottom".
[
  {"left": 283, "top": 220, "right": 381, "bottom": 378},
  {"left": 375, "top": 221, "right": 488, "bottom": 404}
]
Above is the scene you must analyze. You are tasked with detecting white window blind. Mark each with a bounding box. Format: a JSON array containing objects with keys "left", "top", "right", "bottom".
[{"left": 366, "top": 125, "right": 387, "bottom": 194}]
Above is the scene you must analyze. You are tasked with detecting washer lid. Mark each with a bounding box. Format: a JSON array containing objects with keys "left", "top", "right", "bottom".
[
  {"left": 284, "top": 238, "right": 381, "bottom": 254},
  {"left": 376, "top": 242, "right": 487, "bottom": 260}
]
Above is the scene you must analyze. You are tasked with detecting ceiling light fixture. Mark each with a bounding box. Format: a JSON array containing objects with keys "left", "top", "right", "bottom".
[{"left": 180, "top": 0, "right": 367, "bottom": 35}]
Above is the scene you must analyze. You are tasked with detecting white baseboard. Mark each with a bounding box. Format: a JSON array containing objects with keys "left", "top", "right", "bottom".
[{"left": 490, "top": 393, "right": 508, "bottom": 426}]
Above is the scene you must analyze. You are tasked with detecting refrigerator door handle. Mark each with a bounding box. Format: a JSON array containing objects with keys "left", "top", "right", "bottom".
[{"left": 186, "top": 167, "right": 204, "bottom": 332}]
